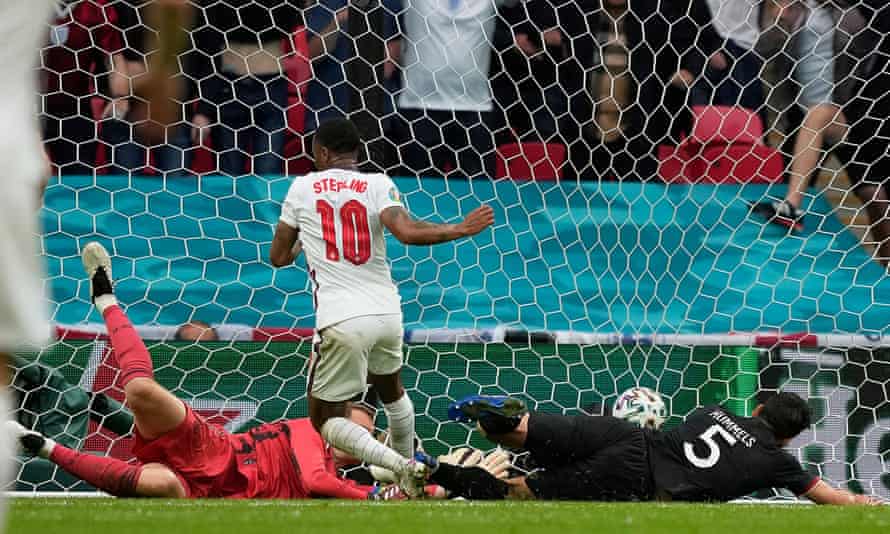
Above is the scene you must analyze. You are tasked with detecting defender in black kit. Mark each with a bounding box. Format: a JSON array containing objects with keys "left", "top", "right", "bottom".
[{"left": 419, "top": 392, "right": 881, "bottom": 505}]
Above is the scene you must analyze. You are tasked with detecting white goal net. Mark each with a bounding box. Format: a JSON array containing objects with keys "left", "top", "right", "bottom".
[{"left": 14, "top": 0, "right": 890, "bottom": 500}]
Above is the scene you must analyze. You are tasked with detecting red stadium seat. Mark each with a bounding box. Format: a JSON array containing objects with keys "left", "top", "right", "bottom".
[
  {"left": 659, "top": 143, "right": 783, "bottom": 184},
  {"left": 495, "top": 142, "right": 565, "bottom": 181},
  {"left": 658, "top": 105, "right": 782, "bottom": 184},
  {"left": 700, "top": 144, "right": 783, "bottom": 184},
  {"left": 690, "top": 105, "right": 764, "bottom": 146},
  {"left": 657, "top": 144, "right": 707, "bottom": 183}
]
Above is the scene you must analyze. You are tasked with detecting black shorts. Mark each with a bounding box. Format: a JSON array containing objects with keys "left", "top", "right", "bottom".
[{"left": 522, "top": 413, "right": 652, "bottom": 501}]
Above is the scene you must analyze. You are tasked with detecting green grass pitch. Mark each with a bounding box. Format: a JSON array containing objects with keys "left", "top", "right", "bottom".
[{"left": 8, "top": 499, "right": 890, "bottom": 534}]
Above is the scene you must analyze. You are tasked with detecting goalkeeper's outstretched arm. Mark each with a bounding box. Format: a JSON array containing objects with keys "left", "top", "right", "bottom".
[
  {"left": 426, "top": 462, "right": 533, "bottom": 500},
  {"left": 380, "top": 205, "right": 494, "bottom": 245},
  {"left": 803, "top": 480, "right": 883, "bottom": 506},
  {"left": 421, "top": 449, "right": 532, "bottom": 500}
]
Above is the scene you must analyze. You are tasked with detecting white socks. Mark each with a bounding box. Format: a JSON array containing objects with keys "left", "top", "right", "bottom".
[
  {"left": 94, "top": 294, "right": 118, "bottom": 315},
  {"left": 321, "top": 417, "right": 409, "bottom": 475},
  {"left": 384, "top": 393, "right": 416, "bottom": 459}
]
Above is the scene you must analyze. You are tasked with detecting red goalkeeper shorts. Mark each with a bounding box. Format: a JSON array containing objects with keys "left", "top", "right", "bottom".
[{"left": 131, "top": 404, "right": 246, "bottom": 498}]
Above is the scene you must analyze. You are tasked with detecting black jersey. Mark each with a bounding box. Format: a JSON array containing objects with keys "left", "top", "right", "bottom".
[{"left": 646, "top": 406, "right": 819, "bottom": 502}]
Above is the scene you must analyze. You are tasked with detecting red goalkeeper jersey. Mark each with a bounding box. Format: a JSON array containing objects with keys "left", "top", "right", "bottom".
[
  {"left": 234, "top": 418, "right": 374, "bottom": 499},
  {"left": 133, "top": 407, "right": 373, "bottom": 499}
]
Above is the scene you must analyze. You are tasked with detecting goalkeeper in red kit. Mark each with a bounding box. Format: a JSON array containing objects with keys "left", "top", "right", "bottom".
[{"left": 6, "top": 242, "right": 405, "bottom": 500}]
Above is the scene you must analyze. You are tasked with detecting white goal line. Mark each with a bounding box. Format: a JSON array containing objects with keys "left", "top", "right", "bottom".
[
  {"left": 6, "top": 491, "right": 108, "bottom": 498},
  {"left": 3, "top": 491, "right": 813, "bottom": 504}
]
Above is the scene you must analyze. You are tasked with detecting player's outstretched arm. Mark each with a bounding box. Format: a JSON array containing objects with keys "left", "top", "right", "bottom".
[
  {"left": 803, "top": 480, "right": 883, "bottom": 505},
  {"left": 380, "top": 205, "right": 494, "bottom": 245},
  {"left": 270, "top": 222, "right": 303, "bottom": 267},
  {"left": 290, "top": 421, "right": 375, "bottom": 500}
]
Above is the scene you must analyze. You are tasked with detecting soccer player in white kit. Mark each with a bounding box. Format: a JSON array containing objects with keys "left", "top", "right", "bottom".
[
  {"left": 0, "top": 0, "right": 57, "bottom": 524},
  {"left": 270, "top": 118, "right": 494, "bottom": 496}
]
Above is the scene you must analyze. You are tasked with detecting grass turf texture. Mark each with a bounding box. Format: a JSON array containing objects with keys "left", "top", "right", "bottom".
[{"left": 8, "top": 499, "right": 890, "bottom": 534}]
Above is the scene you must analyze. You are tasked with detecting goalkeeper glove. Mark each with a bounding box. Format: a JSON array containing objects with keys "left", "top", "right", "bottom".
[
  {"left": 438, "top": 447, "right": 513, "bottom": 479},
  {"left": 439, "top": 447, "right": 482, "bottom": 468},
  {"left": 479, "top": 449, "right": 511, "bottom": 480}
]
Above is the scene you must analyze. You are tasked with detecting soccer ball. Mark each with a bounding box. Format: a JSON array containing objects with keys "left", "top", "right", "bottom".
[{"left": 612, "top": 387, "right": 667, "bottom": 430}]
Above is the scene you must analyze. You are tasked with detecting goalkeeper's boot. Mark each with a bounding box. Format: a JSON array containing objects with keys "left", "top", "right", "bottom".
[
  {"left": 397, "top": 456, "right": 429, "bottom": 498},
  {"left": 750, "top": 200, "right": 803, "bottom": 232},
  {"left": 82, "top": 242, "right": 117, "bottom": 313},
  {"left": 82, "top": 242, "right": 114, "bottom": 299},
  {"left": 6, "top": 421, "right": 55, "bottom": 459},
  {"left": 448, "top": 395, "right": 527, "bottom": 434}
]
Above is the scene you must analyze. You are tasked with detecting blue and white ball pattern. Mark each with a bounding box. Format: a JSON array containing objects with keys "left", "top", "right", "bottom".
[{"left": 613, "top": 387, "right": 667, "bottom": 430}]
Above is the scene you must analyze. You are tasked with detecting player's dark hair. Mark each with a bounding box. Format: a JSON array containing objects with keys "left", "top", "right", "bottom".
[
  {"left": 759, "top": 392, "right": 811, "bottom": 440},
  {"left": 314, "top": 118, "right": 361, "bottom": 155}
]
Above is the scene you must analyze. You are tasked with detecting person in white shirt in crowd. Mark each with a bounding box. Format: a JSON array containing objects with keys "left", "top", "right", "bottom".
[
  {"left": 394, "top": 0, "right": 516, "bottom": 178},
  {"left": 690, "top": 0, "right": 767, "bottom": 117},
  {"left": 752, "top": 0, "right": 843, "bottom": 231},
  {"left": 751, "top": 0, "right": 890, "bottom": 267}
]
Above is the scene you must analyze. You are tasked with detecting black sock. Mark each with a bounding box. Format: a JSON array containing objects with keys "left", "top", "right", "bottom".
[
  {"left": 92, "top": 267, "right": 114, "bottom": 299},
  {"left": 430, "top": 464, "right": 509, "bottom": 500}
]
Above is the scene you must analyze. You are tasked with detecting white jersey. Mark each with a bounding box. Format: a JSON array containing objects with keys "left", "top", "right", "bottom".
[
  {"left": 706, "top": 0, "right": 761, "bottom": 50},
  {"left": 0, "top": 3, "right": 54, "bottom": 524},
  {"left": 0, "top": 0, "right": 54, "bottom": 183},
  {"left": 0, "top": 0, "right": 53, "bottom": 351},
  {"left": 279, "top": 169, "right": 403, "bottom": 330},
  {"left": 399, "top": 0, "right": 506, "bottom": 112}
]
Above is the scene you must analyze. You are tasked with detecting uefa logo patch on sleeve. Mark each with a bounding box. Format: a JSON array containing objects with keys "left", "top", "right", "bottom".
[{"left": 389, "top": 187, "right": 402, "bottom": 204}]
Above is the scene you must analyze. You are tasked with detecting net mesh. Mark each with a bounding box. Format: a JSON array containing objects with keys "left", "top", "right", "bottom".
[{"left": 18, "top": 0, "right": 890, "bottom": 499}]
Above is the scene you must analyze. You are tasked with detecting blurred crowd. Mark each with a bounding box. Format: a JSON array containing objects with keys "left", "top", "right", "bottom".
[{"left": 38, "top": 0, "right": 890, "bottom": 258}]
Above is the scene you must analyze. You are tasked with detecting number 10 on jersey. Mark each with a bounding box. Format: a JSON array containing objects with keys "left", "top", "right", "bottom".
[{"left": 316, "top": 199, "right": 371, "bottom": 265}]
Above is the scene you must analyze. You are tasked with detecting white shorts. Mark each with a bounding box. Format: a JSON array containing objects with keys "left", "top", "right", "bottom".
[
  {"left": 0, "top": 164, "right": 50, "bottom": 351},
  {"left": 309, "top": 314, "right": 403, "bottom": 402},
  {"left": 794, "top": 7, "right": 835, "bottom": 109}
]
